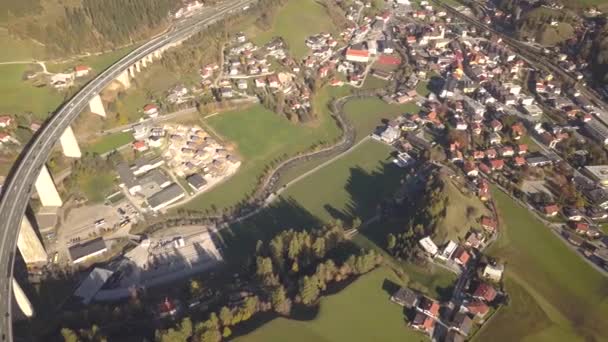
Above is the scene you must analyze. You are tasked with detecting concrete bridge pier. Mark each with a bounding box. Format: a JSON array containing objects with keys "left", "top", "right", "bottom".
[
  {"left": 89, "top": 94, "right": 107, "bottom": 117},
  {"left": 116, "top": 70, "right": 131, "bottom": 89},
  {"left": 12, "top": 279, "right": 34, "bottom": 319},
  {"left": 17, "top": 216, "right": 48, "bottom": 267},
  {"left": 146, "top": 54, "right": 153, "bottom": 64},
  {"left": 135, "top": 61, "right": 141, "bottom": 73},
  {"left": 141, "top": 57, "right": 148, "bottom": 68},
  {"left": 153, "top": 50, "right": 162, "bottom": 59},
  {"left": 34, "top": 164, "right": 63, "bottom": 208},
  {"left": 128, "top": 66, "right": 136, "bottom": 78},
  {"left": 59, "top": 126, "right": 81, "bottom": 158}
]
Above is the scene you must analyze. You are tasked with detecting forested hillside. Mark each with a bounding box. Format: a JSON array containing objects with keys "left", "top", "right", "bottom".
[{"left": 1, "top": 0, "right": 180, "bottom": 56}]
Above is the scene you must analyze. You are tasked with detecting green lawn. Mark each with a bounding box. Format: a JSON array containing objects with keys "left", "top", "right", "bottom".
[
  {"left": 479, "top": 188, "right": 608, "bottom": 341},
  {"left": 0, "top": 28, "right": 47, "bottom": 62},
  {"left": 0, "top": 64, "right": 63, "bottom": 119},
  {"left": 80, "top": 172, "right": 116, "bottom": 203},
  {"left": 435, "top": 179, "right": 491, "bottom": 243},
  {"left": 280, "top": 140, "right": 402, "bottom": 223},
  {"left": 181, "top": 104, "right": 340, "bottom": 212},
  {"left": 84, "top": 132, "right": 134, "bottom": 155},
  {"left": 251, "top": 0, "right": 338, "bottom": 59},
  {"left": 360, "top": 76, "right": 390, "bottom": 91},
  {"left": 236, "top": 267, "right": 427, "bottom": 342},
  {"left": 342, "top": 97, "right": 420, "bottom": 142}
]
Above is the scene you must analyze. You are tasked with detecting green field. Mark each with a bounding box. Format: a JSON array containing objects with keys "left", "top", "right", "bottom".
[
  {"left": 0, "top": 64, "right": 63, "bottom": 119},
  {"left": 181, "top": 104, "right": 340, "bottom": 211},
  {"left": 342, "top": 97, "right": 420, "bottom": 142},
  {"left": 251, "top": 0, "right": 338, "bottom": 59},
  {"left": 477, "top": 188, "right": 608, "bottom": 341},
  {"left": 47, "top": 46, "right": 135, "bottom": 74},
  {"left": 80, "top": 172, "right": 116, "bottom": 203},
  {"left": 435, "top": 179, "right": 491, "bottom": 243},
  {"left": 84, "top": 132, "right": 134, "bottom": 155},
  {"left": 236, "top": 267, "right": 427, "bottom": 342},
  {"left": 0, "top": 28, "right": 47, "bottom": 62},
  {"left": 280, "top": 140, "right": 401, "bottom": 223}
]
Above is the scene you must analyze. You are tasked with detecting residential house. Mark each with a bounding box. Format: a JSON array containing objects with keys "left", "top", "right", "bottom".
[
  {"left": 452, "top": 247, "right": 470, "bottom": 267},
  {"left": 465, "top": 231, "right": 485, "bottom": 249},
  {"left": 489, "top": 159, "right": 504, "bottom": 171},
  {"left": 267, "top": 75, "right": 280, "bottom": 88},
  {"left": 489, "top": 132, "right": 502, "bottom": 145},
  {"left": 464, "top": 161, "right": 478, "bottom": 177},
  {"left": 500, "top": 146, "right": 514, "bottom": 157},
  {"left": 490, "top": 119, "right": 503, "bottom": 132},
  {"left": 513, "top": 156, "right": 526, "bottom": 167},
  {"left": 517, "top": 144, "right": 528, "bottom": 155},
  {"left": 143, "top": 104, "right": 159, "bottom": 117},
  {"left": 418, "top": 297, "right": 440, "bottom": 318},
  {"left": 74, "top": 65, "right": 91, "bottom": 77},
  {"left": 472, "top": 282, "right": 497, "bottom": 302},
  {"left": 390, "top": 287, "right": 419, "bottom": 308},
  {"left": 132, "top": 140, "right": 148, "bottom": 152},
  {"left": 0, "top": 116, "right": 12, "bottom": 128},
  {"left": 543, "top": 204, "right": 559, "bottom": 217},
  {"left": 564, "top": 207, "right": 583, "bottom": 221},
  {"left": 451, "top": 312, "right": 473, "bottom": 336},
  {"left": 419, "top": 236, "right": 438, "bottom": 255},
  {"left": 480, "top": 216, "right": 497, "bottom": 232},
  {"left": 482, "top": 263, "right": 504, "bottom": 282},
  {"left": 411, "top": 312, "right": 435, "bottom": 334},
  {"left": 485, "top": 148, "right": 497, "bottom": 159},
  {"left": 463, "top": 300, "right": 490, "bottom": 318}
]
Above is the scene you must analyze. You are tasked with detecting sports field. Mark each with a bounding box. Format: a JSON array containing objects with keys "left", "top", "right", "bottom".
[
  {"left": 181, "top": 104, "right": 341, "bottom": 211},
  {"left": 476, "top": 188, "right": 608, "bottom": 341},
  {"left": 251, "top": 0, "right": 338, "bottom": 59},
  {"left": 236, "top": 267, "right": 427, "bottom": 342}
]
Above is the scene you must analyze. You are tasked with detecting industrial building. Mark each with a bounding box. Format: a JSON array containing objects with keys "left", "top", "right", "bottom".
[{"left": 68, "top": 237, "right": 108, "bottom": 264}]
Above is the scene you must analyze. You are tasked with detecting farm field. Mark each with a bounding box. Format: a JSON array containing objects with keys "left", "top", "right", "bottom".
[
  {"left": 434, "top": 179, "right": 491, "bottom": 243},
  {"left": 0, "top": 64, "right": 63, "bottom": 119},
  {"left": 478, "top": 188, "right": 608, "bottom": 341},
  {"left": 181, "top": 104, "right": 341, "bottom": 212},
  {"left": 250, "top": 0, "right": 338, "bottom": 59},
  {"left": 342, "top": 97, "right": 420, "bottom": 142},
  {"left": 280, "top": 139, "right": 401, "bottom": 223},
  {"left": 84, "top": 132, "right": 134, "bottom": 155},
  {"left": 0, "top": 28, "right": 47, "bottom": 62},
  {"left": 235, "top": 267, "right": 427, "bottom": 342}
]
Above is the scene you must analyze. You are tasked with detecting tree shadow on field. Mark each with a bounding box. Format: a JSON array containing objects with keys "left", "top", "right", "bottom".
[{"left": 219, "top": 197, "right": 324, "bottom": 264}]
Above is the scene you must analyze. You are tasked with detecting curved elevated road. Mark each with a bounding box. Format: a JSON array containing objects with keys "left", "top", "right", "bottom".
[{"left": 0, "top": 0, "right": 253, "bottom": 339}]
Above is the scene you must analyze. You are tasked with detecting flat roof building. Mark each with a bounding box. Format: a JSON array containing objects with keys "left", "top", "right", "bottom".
[
  {"left": 583, "top": 165, "right": 608, "bottom": 187},
  {"left": 186, "top": 173, "right": 208, "bottom": 191},
  {"left": 585, "top": 119, "right": 608, "bottom": 145},
  {"left": 147, "top": 184, "right": 185, "bottom": 211},
  {"left": 69, "top": 237, "right": 107, "bottom": 264}
]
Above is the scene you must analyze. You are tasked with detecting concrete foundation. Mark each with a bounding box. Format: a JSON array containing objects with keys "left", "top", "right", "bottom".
[
  {"left": 17, "top": 216, "right": 48, "bottom": 265},
  {"left": 35, "top": 164, "right": 63, "bottom": 207},
  {"left": 59, "top": 126, "right": 81, "bottom": 158},
  {"left": 116, "top": 70, "right": 131, "bottom": 89},
  {"left": 89, "top": 94, "right": 107, "bottom": 117},
  {"left": 12, "top": 279, "right": 34, "bottom": 318}
]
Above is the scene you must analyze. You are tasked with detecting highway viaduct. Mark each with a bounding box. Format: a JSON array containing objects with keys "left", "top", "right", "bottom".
[{"left": 0, "top": 0, "right": 255, "bottom": 340}]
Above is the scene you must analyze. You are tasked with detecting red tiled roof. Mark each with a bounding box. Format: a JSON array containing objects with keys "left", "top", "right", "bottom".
[
  {"left": 544, "top": 204, "right": 559, "bottom": 215},
  {"left": 481, "top": 216, "right": 496, "bottom": 230},
  {"left": 74, "top": 65, "right": 90, "bottom": 71},
  {"left": 473, "top": 282, "right": 497, "bottom": 302},
  {"left": 466, "top": 300, "right": 489, "bottom": 316},
  {"left": 143, "top": 104, "right": 158, "bottom": 111},
  {"left": 346, "top": 48, "right": 370, "bottom": 57}
]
